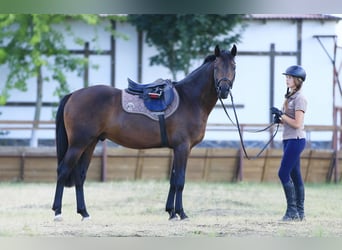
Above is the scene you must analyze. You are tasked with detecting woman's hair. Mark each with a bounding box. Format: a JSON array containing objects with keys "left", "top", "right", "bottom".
[{"left": 283, "top": 76, "right": 304, "bottom": 111}]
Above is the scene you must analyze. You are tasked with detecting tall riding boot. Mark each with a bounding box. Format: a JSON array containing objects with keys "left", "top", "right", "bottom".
[
  {"left": 295, "top": 185, "right": 305, "bottom": 221},
  {"left": 282, "top": 181, "right": 299, "bottom": 221}
]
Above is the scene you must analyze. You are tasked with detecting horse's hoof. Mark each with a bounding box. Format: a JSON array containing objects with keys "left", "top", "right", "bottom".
[
  {"left": 179, "top": 212, "right": 189, "bottom": 221},
  {"left": 168, "top": 210, "right": 178, "bottom": 221},
  {"left": 169, "top": 215, "right": 179, "bottom": 221},
  {"left": 54, "top": 214, "right": 63, "bottom": 222},
  {"left": 82, "top": 216, "right": 91, "bottom": 221},
  {"left": 181, "top": 216, "right": 189, "bottom": 221}
]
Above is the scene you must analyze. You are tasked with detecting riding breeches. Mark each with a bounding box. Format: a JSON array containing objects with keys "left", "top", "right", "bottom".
[{"left": 278, "top": 138, "right": 306, "bottom": 186}]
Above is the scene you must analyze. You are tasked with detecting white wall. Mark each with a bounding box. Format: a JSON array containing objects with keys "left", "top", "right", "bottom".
[
  {"left": 0, "top": 18, "right": 341, "bottom": 142},
  {"left": 206, "top": 19, "right": 340, "bottom": 142}
]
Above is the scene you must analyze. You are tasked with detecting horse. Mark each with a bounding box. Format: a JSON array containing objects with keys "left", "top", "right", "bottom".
[{"left": 52, "top": 44, "right": 237, "bottom": 221}]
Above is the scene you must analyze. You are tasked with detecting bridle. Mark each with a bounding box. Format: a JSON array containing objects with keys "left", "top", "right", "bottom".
[{"left": 214, "top": 66, "right": 235, "bottom": 99}]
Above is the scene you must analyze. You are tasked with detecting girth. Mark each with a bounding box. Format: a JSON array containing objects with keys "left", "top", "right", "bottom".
[{"left": 123, "top": 78, "right": 178, "bottom": 147}]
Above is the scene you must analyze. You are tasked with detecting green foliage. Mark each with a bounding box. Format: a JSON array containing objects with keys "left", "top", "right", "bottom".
[
  {"left": 0, "top": 14, "right": 124, "bottom": 99},
  {"left": 128, "top": 14, "right": 245, "bottom": 79}
]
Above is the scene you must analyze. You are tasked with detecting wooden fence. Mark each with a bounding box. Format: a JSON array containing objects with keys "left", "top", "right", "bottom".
[
  {"left": 0, "top": 145, "right": 340, "bottom": 183},
  {"left": 0, "top": 121, "right": 341, "bottom": 183}
]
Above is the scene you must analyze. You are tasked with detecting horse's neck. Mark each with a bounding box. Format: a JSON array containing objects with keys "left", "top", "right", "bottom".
[{"left": 177, "top": 62, "right": 218, "bottom": 113}]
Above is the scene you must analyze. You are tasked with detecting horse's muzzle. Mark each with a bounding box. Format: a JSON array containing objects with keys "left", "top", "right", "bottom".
[
  {"left": 218, "top": 86, "right": 230, "bottom": 99},
  {"left": 217, "top": 78, "right": 232, "bottom": 99}
]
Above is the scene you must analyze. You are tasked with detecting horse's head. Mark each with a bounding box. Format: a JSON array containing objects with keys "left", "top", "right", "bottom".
[{"left": 214, "top": 44, "right": 237, "bottom": 99}]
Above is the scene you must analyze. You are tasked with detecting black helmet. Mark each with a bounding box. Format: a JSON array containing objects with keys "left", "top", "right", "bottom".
[{"left": 282, "top": 65, "right": 306, "bottom": 81}]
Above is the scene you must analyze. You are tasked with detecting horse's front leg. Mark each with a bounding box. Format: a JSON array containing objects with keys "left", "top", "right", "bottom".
[
  {"left": 165, "top": 144, "right": 190, "bottom": 220},
  {"left": 165, "top": 170, "right": 177, "bottom": 220},
  {"left": 174, "top": 170, "right": 188, "bottom": 220}
]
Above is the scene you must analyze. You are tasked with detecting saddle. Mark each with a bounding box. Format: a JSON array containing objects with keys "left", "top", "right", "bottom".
[{"left": 126, "top": 78, "right": 175, "bottom": 112}]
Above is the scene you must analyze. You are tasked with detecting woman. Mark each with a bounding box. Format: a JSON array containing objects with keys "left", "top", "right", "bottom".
[{"left": 271, "top": 65, "right": 307, "bottom": 221}]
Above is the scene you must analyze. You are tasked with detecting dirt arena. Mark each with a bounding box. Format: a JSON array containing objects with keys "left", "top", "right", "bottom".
[{"left": 1, "top": 181, "right": 342, "bottom": 237}]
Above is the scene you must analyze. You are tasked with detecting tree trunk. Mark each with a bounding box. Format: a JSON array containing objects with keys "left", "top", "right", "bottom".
[
  {"left": 171, "top": 71, "right": 177, "bottom": 81},
  {"left": 30, "top": 66, "right": 43, "bottom": 147}
]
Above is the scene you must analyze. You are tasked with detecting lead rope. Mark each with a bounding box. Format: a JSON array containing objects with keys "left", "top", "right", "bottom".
[
  {"left": 219, "top": 91, "right": 280, "bottom": 160},
  {"left": 219, "top": 97, "right": 274, "bottom": 133}
]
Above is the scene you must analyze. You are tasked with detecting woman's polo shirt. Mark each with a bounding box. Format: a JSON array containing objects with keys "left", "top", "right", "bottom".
[{"left": 282, "top": 91, "right": 307, "bottom": 140}]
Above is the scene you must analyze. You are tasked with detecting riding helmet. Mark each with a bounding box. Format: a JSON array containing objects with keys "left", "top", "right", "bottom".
[{"left": 282, "top": 65, "right": 306, "bottom": 81}]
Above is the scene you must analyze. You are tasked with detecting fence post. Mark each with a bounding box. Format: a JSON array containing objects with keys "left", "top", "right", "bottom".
[
  {"left": 269, "top": 43, "right": 276, "bottom": 148},
  {"left": 135, "top": 150, "right": 144, "bottom": 180},
  {"left": 20, "top": 151, "right": 25, "bottom": 181},
  {"left": 236, "top": 125, "right": 245, "bottom": 181}
]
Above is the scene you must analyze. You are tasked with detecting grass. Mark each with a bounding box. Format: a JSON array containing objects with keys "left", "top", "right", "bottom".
[{"left": 0, "top": 181, "right": 342, "bottom": 237}]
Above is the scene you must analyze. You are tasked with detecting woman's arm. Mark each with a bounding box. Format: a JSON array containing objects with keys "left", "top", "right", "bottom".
[{"left": 281, "top": 110, "right": 304, "bottom": 129}]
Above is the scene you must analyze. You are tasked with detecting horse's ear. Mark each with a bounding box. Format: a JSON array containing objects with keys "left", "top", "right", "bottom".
[
  {"left": 231, "top": 44, "right": 237, "bottom": 57},
  {"left": 215, "top": 45, "right": 220, "bottom": 57}
]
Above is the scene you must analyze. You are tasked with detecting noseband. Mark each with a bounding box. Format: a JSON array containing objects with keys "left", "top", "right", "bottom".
[
  {"left": 215, "top": 76, "right": 234, "bottom": 99},
  {"left": 217, "top": 77, "right": 233, "bottom": 87}
]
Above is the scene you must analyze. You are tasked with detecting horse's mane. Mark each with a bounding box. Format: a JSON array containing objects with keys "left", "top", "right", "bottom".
[
  {"left": 203, "top": 49, "right": 232, "bottom": 64},
  {"left": 203, "top": 54, "right": 216, "bottom": 64},
  {"left": 173, "top": 53, "right": 215, "bottom": 86},
  {"left": 174, "top": 50, "right": 229, "bottom": 86}
]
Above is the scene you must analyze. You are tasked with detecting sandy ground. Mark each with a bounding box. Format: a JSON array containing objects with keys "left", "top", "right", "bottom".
[{"left": 1, "top": 181, "right": 342, "bottom": 237}]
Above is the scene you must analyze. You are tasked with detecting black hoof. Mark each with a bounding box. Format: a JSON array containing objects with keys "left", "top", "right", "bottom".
[
  {"left": 177, "top": 210, "right": 189, "bottom": 220},
  {"left": 78, "top": 209, "right": 90, "bottom": 218},
  {"left": 53, "top": 207, "right": 61, "bottom": 216},
  {"left": 168, "top": 210, "right": 178, "bottom": 220}
]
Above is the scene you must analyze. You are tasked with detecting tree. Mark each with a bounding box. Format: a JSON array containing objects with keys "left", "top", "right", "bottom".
[
  {"left": 0, "top": 14, "right": 125, "bottom": 146},
  {"left": 128, "top": 14, "right": 245, "bottom": 80}
]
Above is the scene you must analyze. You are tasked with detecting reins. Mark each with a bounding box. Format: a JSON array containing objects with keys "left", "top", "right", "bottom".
[{"left": 219, "top": 90, "right": 280, "bottom": 160}]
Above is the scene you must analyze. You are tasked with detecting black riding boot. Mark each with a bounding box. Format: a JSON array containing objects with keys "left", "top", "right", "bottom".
[
  {"left": 281, "top": 181, "right": 299, "bottom": 221},
  {"left": 295, "top": 185, "right": 305, "bottom": 221}
]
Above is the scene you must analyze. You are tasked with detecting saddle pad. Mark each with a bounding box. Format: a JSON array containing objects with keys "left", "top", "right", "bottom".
[{"left": 122, "top": 88, "right": 179, "bottom": 121}]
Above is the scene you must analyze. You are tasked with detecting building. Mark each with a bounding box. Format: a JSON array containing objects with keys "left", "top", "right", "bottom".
[{"left": 0, "top": 14, "right": 341, "bottom": 146}]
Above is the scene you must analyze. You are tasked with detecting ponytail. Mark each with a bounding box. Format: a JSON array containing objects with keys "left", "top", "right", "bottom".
[{"left": 283, "top": 77, "right": 304, "bottom": 111}]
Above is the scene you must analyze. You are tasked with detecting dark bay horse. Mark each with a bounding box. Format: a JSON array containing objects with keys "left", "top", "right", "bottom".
[{"left": 52, "top": 44, "right": 237, "bottom": 221}]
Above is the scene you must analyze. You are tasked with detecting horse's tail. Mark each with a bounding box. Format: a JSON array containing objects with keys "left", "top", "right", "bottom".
[{"left": 56, "top": 94, "right": 72, "bottom": 165}]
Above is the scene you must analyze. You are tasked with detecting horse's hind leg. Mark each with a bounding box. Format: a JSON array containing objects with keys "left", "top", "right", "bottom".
[
  {"left": 75, "top": 183, "right": 89, "bottom": 219},
  {"left": 52, "top": 158, "right": 73, "bottom": 220},
  {"left": 52, "top": 147, "right": 83, "bottom": 220},
  {"left": 74, "top": 141, "right": 97, "bottom": 220},
  {"left": 52, "top": 180, "right": 65, "bottom": 221}
]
